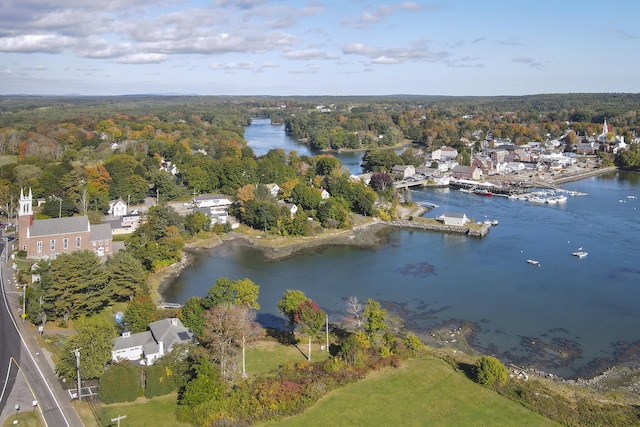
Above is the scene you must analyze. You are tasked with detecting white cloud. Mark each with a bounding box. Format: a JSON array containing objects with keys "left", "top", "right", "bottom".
[
  {"left": 343, "top": 41, "right": 448, "bottom": 64},
  {"left": 209, "top": 62, "right": 254, "bottom": 70},
  {"left": 0, "top": 34, "right": 76, "bottom": 53},
  {"left": 117, "top": 53, "right": 167, "bottom": 64},
  {"left": 284, "top": 49, "right": 338, "bottom": 60}
]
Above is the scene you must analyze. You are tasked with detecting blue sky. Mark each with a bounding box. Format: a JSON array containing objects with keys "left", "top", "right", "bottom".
[{"left": 1, "top": 0, "right": 638, "bottom": 96}]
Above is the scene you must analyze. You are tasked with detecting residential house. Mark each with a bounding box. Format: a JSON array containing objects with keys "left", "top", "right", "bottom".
[
  {"left": 277, "top": 200, "right": 298, "bottom": 218},
  {"left": 108, "top": 198, "right": 128, "bottom": 218},
  {"left": 264, "top": 183, "right": 280, "bottom": 198},
  {"left": 391, "top": 165, "right": 415, "bottom": 180},
  {"left": 18, "top": 188, "right": 112, "bottom": 259},
  {"left": 107, "top": 213, "right": 141, "bottom": 235},
  {"left": 432, "top": 146, "right": 458, "bottom": 161},
  {"left": 320, "top": 189, "right": 331, "bottom": 199},
  {"left": 350, "top": 173, "right": 372, "bottom": 185},
  {"left": 111, "top": 317, "right": 196, "bottom": 365}
]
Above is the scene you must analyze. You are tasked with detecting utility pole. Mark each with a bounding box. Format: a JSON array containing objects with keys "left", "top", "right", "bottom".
[
  {"left": 73, "top": 348, "right": 81, "bottom": 401},
  {"left": 111, "top": 414, "right": 127, "bottom": 427},
  {"left": 325, "top": 314, "right": 329, "bottom": 351},
  {"left": 241, "top": 335, "right": 247, "bottom": 378},
  {"left": 22, "top": 283, "right": 26, "bottom": 323}
]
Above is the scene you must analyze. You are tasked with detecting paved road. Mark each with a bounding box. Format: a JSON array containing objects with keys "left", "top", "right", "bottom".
[{"left": 0, "top": 240, "right": 83, "bottom": 426}]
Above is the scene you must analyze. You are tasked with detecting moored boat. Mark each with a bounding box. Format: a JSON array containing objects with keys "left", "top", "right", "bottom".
[
  {"left": 572, "top": 251, "right": 588, "bottom": 258},
  {"left": 527, "top": 259, "right": 540, "bottom": 266},
  {"left": 473, "top": 188, "right": 493, "bottom": 196}
]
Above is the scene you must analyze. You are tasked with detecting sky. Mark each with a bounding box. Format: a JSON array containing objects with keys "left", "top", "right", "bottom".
[{"left": 1, "top": 0, "right": 639, "bottom": 97}]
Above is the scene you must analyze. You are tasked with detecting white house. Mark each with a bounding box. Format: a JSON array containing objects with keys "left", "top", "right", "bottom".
[
  {"left": 432, "top": 146, "right": 458, "bottom": 161},
  {"left": 111, "top": 318, "right": 195, "bottom": 365},
  {"left": 108, "top": 199, "right": 128, "bottom": 218},
  {"left": 442, "top": 212, "right": 468, "bottom": 226},
  {"left": 320, "top": 189, "right": 331, "bottom": 199},
  {"left": 264, "top": 183, "right": 280, "bottom": 198},
  {"left": 194, "top": 195, "right": 232, "bottom": 209},
  {"left": 277, "top": 200, "right": 298, "bottom": 218}
]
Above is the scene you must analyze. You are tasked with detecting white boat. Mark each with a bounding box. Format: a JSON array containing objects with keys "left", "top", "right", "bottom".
[
  {"left": 572, "top": 251, "right": 588, "bottom": 258},
  {"left": 528, "top": 196, "right": 546, "bottom": 204},
  {"left": 527, "top": 259, "right": 540, "bottom": 266},
  {"left": 491, "top": 219, "right": 499, "bottom": 226}
]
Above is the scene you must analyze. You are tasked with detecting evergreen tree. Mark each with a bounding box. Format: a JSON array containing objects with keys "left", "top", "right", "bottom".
[
  {"left": 44, "top": 250, "right": 109, "bottom": 321},
  {"left": 106, "top": 251, "right": 148, "bottom": 301}
]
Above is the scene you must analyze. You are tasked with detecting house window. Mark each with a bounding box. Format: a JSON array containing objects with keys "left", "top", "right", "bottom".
[
  {"left": 37, "top": 241, "right": 42, "bottom": 253},
  {"left": 63, "top": 238, "right": 68, "bottom": 249},
  {"left": 76, "top": 237, "right": 81, "bottom": 248},
  {"left": 92, "top": 241, "right": 96, "bottom": 247},
  {"left": 50, "top": 240, "right": 55, "bottom": 251}
]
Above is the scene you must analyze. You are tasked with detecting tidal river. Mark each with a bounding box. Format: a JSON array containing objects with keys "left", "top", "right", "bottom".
[{"left": 162, "top": 119, "right": 640, "bottom": 379}]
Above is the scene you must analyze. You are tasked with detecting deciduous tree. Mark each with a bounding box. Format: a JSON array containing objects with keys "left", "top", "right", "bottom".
[
  {"left": 363, "top": 298, "right": 387, "bottom": 339},
  {"left": 56, "top": 316, "right": 116, "bottom": 382},
  {"left": 294, "top": 299, "right": 325, "bottom": 361},
  {"left": 202, "top": 304, "right": 263, "bottom": 379},
  {"left": 277, "top": 289, "right": 307, "bottom": 336}
]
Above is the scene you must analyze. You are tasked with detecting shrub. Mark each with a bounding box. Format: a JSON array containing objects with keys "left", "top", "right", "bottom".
[
  {"left": 98, "top": 364, "right": 141, "bottom": 403},
  {"left": 404, "top": 332, "right": 423, "bottom": 353},
  {"left": 144, "top": 364, "right": 175, "bottom": 398},
  {"left": 475, "top": 355, "right": 507, "bottom": 387}
]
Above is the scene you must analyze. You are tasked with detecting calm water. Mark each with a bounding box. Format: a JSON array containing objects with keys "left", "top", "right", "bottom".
[
  {"left": 244, "top": 117, "right": 369, "bottom": 175},
  {"left": 163, "top": 120, "right": 640, "bottom": 378}
]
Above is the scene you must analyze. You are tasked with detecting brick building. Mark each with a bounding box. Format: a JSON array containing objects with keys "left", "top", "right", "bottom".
[{"left": 18, "top": 188, "right": 112, "bottom": 259}]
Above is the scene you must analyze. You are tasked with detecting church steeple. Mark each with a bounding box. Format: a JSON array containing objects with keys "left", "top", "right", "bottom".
[
  {"left": 603, "top": 118, "right": 608, "bottom": 135},
  {"left": 19, "top": 188, "right": 33, "bottom": 217}
]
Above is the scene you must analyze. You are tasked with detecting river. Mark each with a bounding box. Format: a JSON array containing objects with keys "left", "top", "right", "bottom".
[{"left": 162, "top": 118, "right": 640, "bottom": 379}]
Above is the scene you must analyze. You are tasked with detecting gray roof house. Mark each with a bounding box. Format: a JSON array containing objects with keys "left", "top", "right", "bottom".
[{"left": 111, "top": 317, "right": 195, "bottom": 365}]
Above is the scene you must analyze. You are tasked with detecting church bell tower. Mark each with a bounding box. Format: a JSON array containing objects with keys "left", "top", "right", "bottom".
[{"left": 18, "top": 188, "right": 33, "bottom": 251}]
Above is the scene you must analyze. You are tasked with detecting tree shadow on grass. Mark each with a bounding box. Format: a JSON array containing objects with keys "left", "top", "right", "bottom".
[{"left": 457, "top": 362, "right": 477, "bottom": 381}]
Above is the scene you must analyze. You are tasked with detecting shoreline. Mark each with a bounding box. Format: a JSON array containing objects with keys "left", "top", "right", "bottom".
[{"left": 152, "top": 166, "right": 619, "bottom": 303}]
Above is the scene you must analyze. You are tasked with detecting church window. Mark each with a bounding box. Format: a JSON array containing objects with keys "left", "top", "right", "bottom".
[
  {"left": 76, "top": 237, "right": 81, "bottom": 248},
  {"left": 37, "top": 241, "right": 42, "bottom": 253},
  {"left": 63, "top": 238, "right": 68, "bottom": 249},
  {"left": 50, "top": 240, "right": 55, "bottom": 251}
]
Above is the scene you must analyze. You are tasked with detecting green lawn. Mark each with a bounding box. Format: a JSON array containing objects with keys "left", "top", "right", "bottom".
[
  {"left": 99, "top": 393, "right": 190, "bottom": 427},
  {"left": 1, "top": 411, "right": 43, "bottom": 427},
  {"left": 245, "top": 339, "right": 330, "bottom": 375},
  {"left": 262, "top": 358, "right": 560, "bottom": 427}
]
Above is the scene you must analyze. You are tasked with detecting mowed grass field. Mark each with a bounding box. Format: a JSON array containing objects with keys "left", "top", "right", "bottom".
[
  {"left": 75, "top": 340, "right": 558, "bottom": 427},
  {"left": 262, "top": 358, "right": 560, "bottom": 427}
]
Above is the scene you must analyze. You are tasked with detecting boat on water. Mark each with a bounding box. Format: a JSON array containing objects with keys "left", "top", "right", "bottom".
[
  {"left": 473, "top": 188, "right": 493, "bottom": 196},
  {"left": 459, "top": 188, "right": 474, "bottom": 193},
  {"left": 527, "top": 259, "right": 540, "bottom": 266},
  {"left": 572, "top": 251, "right": 588, "bottom": 258},
  {"left": 491, "top": 219, "right": 499, "bottom": 226}
]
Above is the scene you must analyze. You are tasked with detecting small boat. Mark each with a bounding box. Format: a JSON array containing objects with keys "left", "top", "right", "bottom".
[
  {"left": 527, "top": 259, "right": 540, "bottom": 266},
  {"left": 491, "top": 219, "right": 499, "bottom": 226},
  {"left": 473, "top": 188, "right": 493, "bottom": 196},
  {"left": 572, "top": 251, "right": 588, "bottom": 258}
]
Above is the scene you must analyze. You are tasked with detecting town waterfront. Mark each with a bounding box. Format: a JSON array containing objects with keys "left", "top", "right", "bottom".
[{"left": 162, "top": 119, "right": 640, "bottom": 379}]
